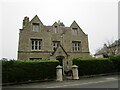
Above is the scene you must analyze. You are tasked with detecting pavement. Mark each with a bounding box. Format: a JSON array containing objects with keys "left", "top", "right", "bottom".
[{"left": 2, "top": 74, "right": 119, "bottom": 89}]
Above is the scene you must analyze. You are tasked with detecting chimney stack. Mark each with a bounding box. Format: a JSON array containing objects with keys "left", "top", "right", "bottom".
[
  {"left": 23, "top": 16, "right": 29, "bottom": 28},
  {"left": 58, "top": 20, "right": 60, "bottom": 25}
]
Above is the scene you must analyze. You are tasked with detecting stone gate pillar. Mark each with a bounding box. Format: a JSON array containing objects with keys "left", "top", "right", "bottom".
[
  {"left": 72, "top": 65, "right": 79, "bottom": 80},
  {"left": 56, "top": 65, "right": 63, "bottom": 81}
]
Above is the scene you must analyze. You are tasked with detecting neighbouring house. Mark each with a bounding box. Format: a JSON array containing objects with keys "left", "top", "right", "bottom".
[
  {"left": 94, "top": 39, "right": 120, "bottom": 58},
  {"left": 94, "top": 44, "right": 109, "bottom": 58},
  {"left": 108, "top": 39, "right": 120, "bottom": 56},
  {"left": 18, "top": 15, "right": 91, "bottom": 71}
]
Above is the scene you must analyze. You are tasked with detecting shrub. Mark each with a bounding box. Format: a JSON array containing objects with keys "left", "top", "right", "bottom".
[
  {"left": 2, "top": 60, "right": 59, "bottom": 83},
  {"left": 73, "top": 58, "right": 109, "bottom": 61},
  {"left": 110, "top": 55, "right": 120, "bottom": 72},
  {"left": 72, "top": 58, "right": 116, "bottom": 76}
]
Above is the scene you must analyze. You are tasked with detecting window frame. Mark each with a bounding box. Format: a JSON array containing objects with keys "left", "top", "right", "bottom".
[
  {"left": 53, "top": 41, "right": 60, "bottom": 50},
  {"left": 72, "top": 28, "right": 78, "bottom": 35},
  {"left": 31, "top": 39, "right": 42, "bottom": 51},
  {"left": 72, "top": 41, "right": 81, "bottom": 52},
  {"left": 54, "top": 26, "right": 57, "bottom": 33},
  {"left": 32, "top": 23, "right": 40, "bottom": 32}
]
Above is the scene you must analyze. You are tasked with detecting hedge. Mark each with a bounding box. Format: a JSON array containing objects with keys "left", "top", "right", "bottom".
[
  {"left": 110, "top": 55, "right": 120, "bottom": 72},
  {"left": 73, "top": 58, "right": 117, "bottom": 76},
  {"left": 2, "top": 60, "right": 59, "bottom": 83},
  {"left": 73, "top": 58, "right": 109, "bottom": 61}
]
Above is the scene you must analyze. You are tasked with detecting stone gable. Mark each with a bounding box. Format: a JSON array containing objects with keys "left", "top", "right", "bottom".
[{"left": 18, "top": 15, "right": 91, "bottom": 71}]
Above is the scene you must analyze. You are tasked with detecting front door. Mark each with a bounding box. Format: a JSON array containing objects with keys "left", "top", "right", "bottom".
[{"left": 56, "top": 56, "right": 64, "bottom": 74}]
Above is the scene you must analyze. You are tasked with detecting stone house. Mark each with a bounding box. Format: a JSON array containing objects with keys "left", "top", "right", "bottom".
[
  {"left": 108, "top": 39, "right": 120, "bottom": 56},
  {"left": 94, "top": 44, "right": 109, "bottom": 58},
  {"left": 18, "top": 15, "right": 90, "bottom": 71}
]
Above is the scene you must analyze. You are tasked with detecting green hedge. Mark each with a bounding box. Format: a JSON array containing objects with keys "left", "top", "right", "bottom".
[
  {"left": 73, "top": 58, "right": 116, "bottom": 76},
  {"left": 2, "top": 60, "right": 59, "bottom": 83},
  {"left": 73, "top": 58, "right": 109, "bottom": 61},
  {"left": 110, "top": 55, "right": 120, "bottom": 72}
]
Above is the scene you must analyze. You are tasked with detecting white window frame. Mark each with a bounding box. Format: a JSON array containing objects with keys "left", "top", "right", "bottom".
[
  {"left": 32, "top": 23, "right": 40, "bottom": 32},
  {"left": 31, "top": 39, "right": 42, "bottom": 51},
  {"left": 72, "top": 28, "right": 78, "bottom": 35},
  {"left": 72, "top": 41, "right": 81, "bottom": 51}
]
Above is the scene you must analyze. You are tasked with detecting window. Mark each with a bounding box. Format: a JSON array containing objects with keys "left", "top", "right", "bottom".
[
  {"left": 54, "top": 26, "right": 57, "bottom": 33},
  {"left": 32, "top": 23, "right": 40, "bottom": 32},
  {"left": 31, "top": 39, "right": 42, "bottom": 50},
  {"left": 53, "top": 41, "right": 60, "bottom": 50},
  {"left": 72, "top": 41, "right": 81, "bottom": 51},
  {"left": 72, "top": 28, "right": 78, "bottom": 35}
]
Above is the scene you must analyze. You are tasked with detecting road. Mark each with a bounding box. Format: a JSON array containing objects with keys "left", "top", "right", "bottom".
[{"left": 3, "top": 75, "right": 119, "bottom": 89}]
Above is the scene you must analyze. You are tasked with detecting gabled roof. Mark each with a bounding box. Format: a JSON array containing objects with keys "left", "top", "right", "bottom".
[
  {"left": 30, "top": 15, "right": 44, "bottom": 25},
  {"left": 70, "top": 20, "right": 87, "bottom": 35},
  {"left": 51, "top": 44, "right": 69, "bottom": 56},
  {"left": 70, "top": 20, "right": 78, "bottom": 27},
  {"left": 26, "top": 15, "right": 87, "bottom": 35},
  {"left": 94, "top": 45, "right": 109, "bottom": 56}
]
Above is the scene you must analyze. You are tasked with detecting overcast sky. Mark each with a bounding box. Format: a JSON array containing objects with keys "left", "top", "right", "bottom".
[{"left": 0, "top": 0, "right": 119, "bottom": 59}]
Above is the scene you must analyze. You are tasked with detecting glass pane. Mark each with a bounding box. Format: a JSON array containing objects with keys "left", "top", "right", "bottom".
[
  {"left": 57, "top": 43, "right": 59, "bottom": 46},
  {"left": 75, "top": 30, "right": 77, "bottom": 35},
  {"left": 35, "top": 41, "right": 38, "bottom": 45},
  {"left": 53, "top": 47, "right": 56, "bottom": 51},
  {"left": 75, "top": 43, "right": 77, "bottom": 46},
  {"left": 32, "top": 40, "right": 34, "bottom": 45},
  {"left": 73, "top": 46, "right": 74, "bottom": 51},
  {"left": 32, "top": 46, "right": 34, "bottom": 50},
  {"left": 33, "top": 24, "right": 39, "bottom": 32},
  {"left": 78, "top": 47, "right": 80, "bottom": 51},
  {"left": 53, "top": 43, "right": 55, "bottom": 46},
  {"left": 35, "top": 46, "right": 37, "bottom": 50},
  {"left": 36, "top": 25, "right": 39, "bottom": 32},
  {"left": 39, "top": 46, "right": 41, "bottom": 50}
]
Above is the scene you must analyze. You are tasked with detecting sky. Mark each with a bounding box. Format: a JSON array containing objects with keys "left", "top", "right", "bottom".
[{"left": 0, "top": 0, "right": 119, "bottom": 59}]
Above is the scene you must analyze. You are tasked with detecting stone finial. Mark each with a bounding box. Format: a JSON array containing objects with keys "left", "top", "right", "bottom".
[
  {"left": 72, "top": 65, "right": 78, "bottom": 68},
  {"left": 56, "top": 65, "right": 62, "bottom": 69}
]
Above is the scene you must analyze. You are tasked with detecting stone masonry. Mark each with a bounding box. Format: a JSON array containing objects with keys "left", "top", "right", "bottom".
[{"left": 18, "top": 15, "right": 91, "bottom": 71}]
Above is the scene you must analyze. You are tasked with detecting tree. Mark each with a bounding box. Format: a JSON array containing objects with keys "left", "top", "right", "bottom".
[{"left": 104, "top": 39, "right": 119, "bottom": 56}]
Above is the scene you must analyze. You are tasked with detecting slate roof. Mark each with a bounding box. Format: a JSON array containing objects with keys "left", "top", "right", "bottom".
[
  {"left": 45, "top": 22, "right": 70, "bottom": 34},
  {"left": 94, "top": 45, "right": 109, "bottom": 55}
]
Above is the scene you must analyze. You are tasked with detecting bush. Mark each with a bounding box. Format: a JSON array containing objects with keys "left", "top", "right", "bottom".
[
  {"left": 2, "top": 60, "right": 59, "bottom": 83},
  {"left": 73, "top": 58, "right": 109, "bottom": 61},
  {"left": 73, "top": 58, "right": 116, "bottom": 76},
  {"left": 110, "top": 55, "right": 120, "bottom": 72}
]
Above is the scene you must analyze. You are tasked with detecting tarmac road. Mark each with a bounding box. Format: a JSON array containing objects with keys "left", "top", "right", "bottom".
[{"left": 3, "top": 74, "right": 119, "bottom": 89}]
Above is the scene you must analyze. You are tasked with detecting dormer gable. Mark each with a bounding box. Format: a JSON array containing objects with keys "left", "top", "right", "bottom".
[
  {"left": 30, "top": 15, "right": 44, "bottom": 32},
  {"left": 51, "top": 44, "right": 69, "bottom": 56},
  {"left": 53, "top": 22, "right": 58, "bottom": 26},
  {"left": 70, "top": 20, "right": 86, "bottom": 35},
  {"left": 70, "top": 20, "right": 79, "bottom": 28},
  {"left": 30, "top": 15, "right": 43, "bottom": 25},
  {"left": 52, "top": 22, "right": 59, "bottom": 33}
]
